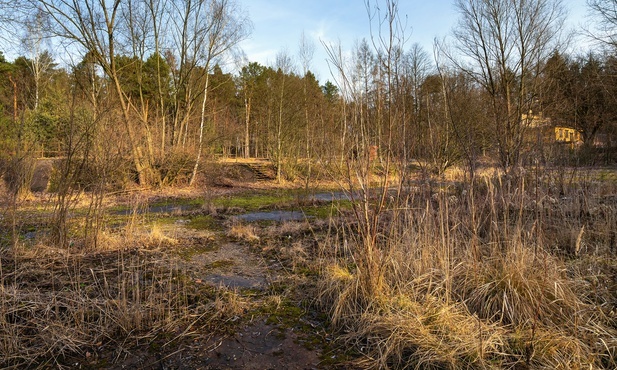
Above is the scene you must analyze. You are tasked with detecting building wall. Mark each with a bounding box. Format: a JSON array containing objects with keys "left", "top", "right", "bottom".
[{"left": 554, "top": 127, "right": 582, "bottom": 144}]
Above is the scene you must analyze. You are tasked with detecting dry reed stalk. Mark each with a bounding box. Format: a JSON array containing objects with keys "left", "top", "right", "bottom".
[
  {"left": 318, "top": 169, "right": 617, "bottom": 369},
  {"left": 227, "top": 220, "right": 260, "bottom": 242},
  {"left": 0, "top": 237, "right": 222, "bottom": 368}
]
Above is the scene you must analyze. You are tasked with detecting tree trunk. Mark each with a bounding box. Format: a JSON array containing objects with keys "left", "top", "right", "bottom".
[
  {"left": 190, "top": 72, "right": 210, "bottom": 186},
  {"left": 244, "top": 96, "right": 251, "bottom": 158}
]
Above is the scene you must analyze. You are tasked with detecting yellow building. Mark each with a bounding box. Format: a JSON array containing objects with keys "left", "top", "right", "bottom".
[
  {"left": 522, "top": 111, "right": 583, "bottom": 146},
  {"left": 554, "top": 126, "right": 582, "bottom": 144}
]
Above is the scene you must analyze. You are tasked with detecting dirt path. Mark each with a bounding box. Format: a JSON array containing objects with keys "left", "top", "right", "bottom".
[
  {"left": 182, "top": 321, "right": 322, "bottom": 369},
  {"left": 191, "top": 240, "right": 270, "bottom": 289},
  {"left": 114, "top": 216, "right": 331, "bottom": 369}
]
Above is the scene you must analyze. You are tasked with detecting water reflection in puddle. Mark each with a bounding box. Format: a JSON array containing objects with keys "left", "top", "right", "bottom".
[
  {"left": 308, "top": 192, "right": 351, "bottom": 202},
  {"left": 205, "top": 274, "right": 267, "bottom": 289},
  {"left": 235, "top": 210, "right": 307, "bottom": 222},
  {"left": 111, "top": 204, "right": 196, "bottom": 215}
]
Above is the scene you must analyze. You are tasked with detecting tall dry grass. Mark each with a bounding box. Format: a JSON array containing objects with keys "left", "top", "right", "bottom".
[
  {"left": 0, "top": 225, "right": 237, "bottom": 368},
  {"left": 318, "top": 167, "right": 617, "bottom": 369}
]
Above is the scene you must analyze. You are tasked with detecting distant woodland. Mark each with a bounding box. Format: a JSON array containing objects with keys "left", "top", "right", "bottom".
[{"left": 0, "top": 0, "right": 616, "bottom": 191}]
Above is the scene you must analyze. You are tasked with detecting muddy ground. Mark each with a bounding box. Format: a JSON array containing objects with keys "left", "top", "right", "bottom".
[
  {"left": 93, "top": 193, "right": 345, "bottom": 369},
  {"left": 0, "top": 160, "right": 363, "bottom": 369},
  {"left": 0, "top": 182, "right": 353, "bottom": 369}
]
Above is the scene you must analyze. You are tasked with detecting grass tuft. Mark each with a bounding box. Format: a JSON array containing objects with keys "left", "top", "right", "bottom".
[{"left": 318, "top": 170, "right": 617, "bottom": 369}]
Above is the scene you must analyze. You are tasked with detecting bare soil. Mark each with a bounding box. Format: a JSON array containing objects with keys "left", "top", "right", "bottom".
[{"left": 112, "top": 321, "right": 323, "bottom": 370}]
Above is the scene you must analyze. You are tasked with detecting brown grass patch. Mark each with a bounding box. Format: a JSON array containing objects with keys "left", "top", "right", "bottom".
[
  {"left": 226, "top": 219, "right": 260, "bottom": 243},
  {"left": 318, "top": 171, "right": 617, "bottom": 369},
  {"left": 0, "top": 235, "right": 235, "bottom": 368}
]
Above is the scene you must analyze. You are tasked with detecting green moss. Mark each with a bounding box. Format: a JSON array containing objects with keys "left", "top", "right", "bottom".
[
  {"left": 595, "top": 169, "right": 617, "bottom": 182},
  {"left": 239, "top": 287, "right": 265, "bottom": 298},
  {"left": 212, "top": 191, "right": 295, "bottom": 211},
  {"left": 175, "top": 241, "right": 220, "bottom": 260},
  {"left": 149, "top": 216, "right": 178, "bottom": 227},
  {"left": 150, "top": 197, "right": 204, "bottom": 208},
  {"left": 301, "top": 200, "right": 351, "bottom": 219},
  {"left": 318, "top": 348, "right": 357, "bottom": 367},
  {"left": 263, "top": 299, "right": 306, "bottom": 327},
  {"left": 106, "top": 204, "right": 132, "bottom": 214},
  {"left": 188, "top": 215, "right": 221, "bottom": 230},
  {"left": 256, "top": 297, "right": 338, "bottom": 355},
  {"left": 293, "top": 266, "right": 319, "bottom": 277}
]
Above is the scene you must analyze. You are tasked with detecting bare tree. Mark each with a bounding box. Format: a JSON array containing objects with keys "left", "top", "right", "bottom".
[
  {"left": 274, "top": 50, "right": 295, "bottom": 183},
  {"left": 33, "top": 0, "right": 160, "bottom": 185},
  {"left": 31, "top": 0, "right": 249, "bottom": 186},
  {"left": 189, "top": 0, "right": 251, "bottom": 185},
  {"left": 588, "top": 0, "right": 617, "bottom": 47},
  {"left": 298, "top": 31, "right": 315, "bottom": 190},
  {"left": 451, "top": 0, "right": 566, "bottom": 173},
  {"left": 145, "top": 0, "right": 169, "bottom": 155},
  {"left": 397, "top": 42, "right": 431, "bottom": 175},
  {"left": 21, "top": 7, "right": 54, "bottom": 112},
  {"left": 322, "top": 40, "right": 353, "bottom": 165},
  {"left": 0, "top": 1, "right": 31, "bottom": 49}
]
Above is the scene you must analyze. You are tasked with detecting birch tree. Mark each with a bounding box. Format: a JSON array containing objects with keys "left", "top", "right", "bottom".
[
  {"left": 21, "top": 8, "right": 54, "bottom": 112},
  {"left": 189, "top": 0, "right": 250, "bottom": 185},
  {"left": 452, "top": 0, "right": 566, "bottom": 173}
]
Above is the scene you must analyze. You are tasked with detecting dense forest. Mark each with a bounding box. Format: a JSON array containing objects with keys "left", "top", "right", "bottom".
[{"left": 1, "top": 0, "right": 617, "bottom": 369}]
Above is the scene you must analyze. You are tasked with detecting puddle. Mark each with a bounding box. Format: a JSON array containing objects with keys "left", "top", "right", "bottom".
[
  {"left": 309, "top": 192, "right": 351, "bottom": 202},
  {"left": 204, "top": 274, "right": 267, "bottom": 289},
  {"left": 111, "top": 204, "right": 196, "bottom": 215},
  {"left": 109, "top": 192, "right": 355, "bottom": 218},
  {"left": 195, "top": 321, "right": 321, "bottom": 369},
  {"left": 308, "top": 191, "right": 374, "bottom": 202},
  {"left": 236, "top": 211, "right": 307, "bottom": 222},
  {"left": 23, "top": 231, "right": 41, "bottom": 240}
]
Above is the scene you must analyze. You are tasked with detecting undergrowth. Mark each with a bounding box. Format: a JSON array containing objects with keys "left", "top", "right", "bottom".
[
  {"left": 0, "top": 231, "right": 241, "bottom": 368},
  {"left": 317, "top": 168, "right": 617, "bottom": 369}
]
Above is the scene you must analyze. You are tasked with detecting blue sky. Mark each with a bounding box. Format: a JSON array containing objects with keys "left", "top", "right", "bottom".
[{"left": 238, "top": 0, "right": 590, "bottom": 83}]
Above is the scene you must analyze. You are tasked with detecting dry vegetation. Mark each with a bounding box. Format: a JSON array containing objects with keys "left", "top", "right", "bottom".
[
  {"left": 0, "top": 205, "right": 248, "bottom": 368},
  {"left": 0, "top": 163, "right": 616, "bottom": 369},
  {"left": 3, "top": 0, "right": 617, "bottom": 367},
  {"left": 317, "top": 167, "right": 617, "bottom": 369}
]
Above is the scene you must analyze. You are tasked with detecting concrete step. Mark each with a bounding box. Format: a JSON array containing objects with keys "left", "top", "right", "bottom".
[{"left": 243, "top": 162, "right": 276, "bottom": 181}]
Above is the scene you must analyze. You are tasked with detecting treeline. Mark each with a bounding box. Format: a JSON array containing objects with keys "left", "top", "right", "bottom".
[
  {"left": 1, "top": 0, "right": 617, "bottom": 192},
  {"left": 0, "top": 50, "right": 340, "bottom": 186}
]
